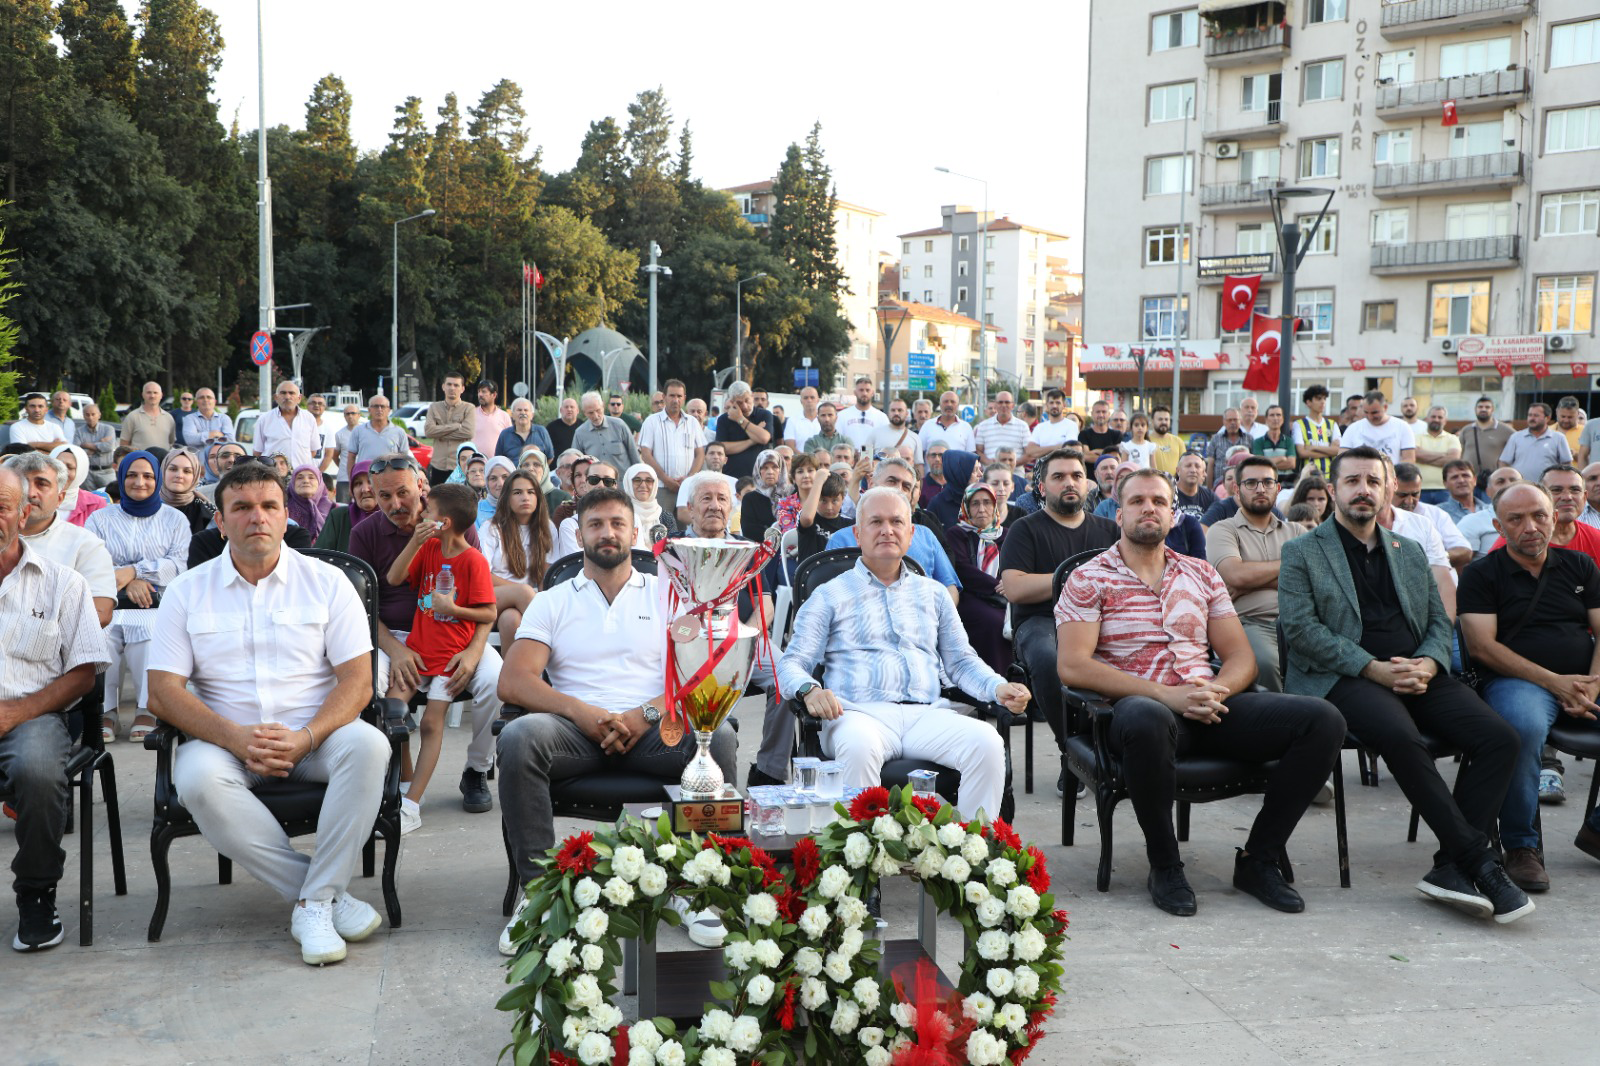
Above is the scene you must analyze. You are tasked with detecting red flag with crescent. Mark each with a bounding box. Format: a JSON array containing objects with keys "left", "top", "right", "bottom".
[
  {"left": 1244, "top": 314, "right": 1282, "bottom": 392},
  {"left": 1458, "top": 358, "right": 1473, "bottom": 375},
  {"left": 1221, "top": 275, "right": 1262, "bottom": 332},
  {"left": 1350, "top": 358, "right": 1367, "bottom": 371},
  {"left": 1574, "top": 362, "right": 1589, "bottom": 378},
  {"left": 1495, "top": 359, "right": 1514, "bottom": 377},
  {"left": 1418, "top": 359, "right": 1433, "bottom": 374},
  {"left": 1442, "top": 100, "right": 1459, "bottom": 127},
  {"left": 1533, "top": 361, "right": 1551, "bottom": 379}
]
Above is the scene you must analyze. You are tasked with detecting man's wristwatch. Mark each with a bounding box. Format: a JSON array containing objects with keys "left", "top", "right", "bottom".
[
  {"left": 795, "top": 681, "right": 820, "bottom": 702},
  {"left": 639, "top": 704, "right": 661, "bottom": 724}
]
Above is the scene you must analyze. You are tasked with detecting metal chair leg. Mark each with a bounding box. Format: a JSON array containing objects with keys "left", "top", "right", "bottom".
[
  {"left": 78, "top": 762, "right": 94, "bottom": 946},
  {"left": 147, "top": 827, "right": 175, "bottom": 942},
  {"left": 99, "top": 756, "right": 127, "bottom": 896}
]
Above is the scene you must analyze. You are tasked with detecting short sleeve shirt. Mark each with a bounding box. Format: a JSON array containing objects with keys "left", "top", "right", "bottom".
[
  {"left": 996, "top": 509, "right": 1120, "bottom": 625},
  {"left": 1055, "top": 542, "right": 1235, "bottom": 686},
  {"left": 1030, "top": 418, "right": 1080, "bottom": 452},
  {"left": 714, "top": 408, "right": 776, "bottom": 479},
  {"left": 1204, "top": 513, "right": 1302, "bottom": 620},
  {"left": 517, "top": 570, "right": 663, "bottom": 709},
  {"left": 837, "top": 405, "right": 889, "bottom": 450},
  {"left": 1412, "top": 429, "right": 1462, "bottom": 490},
  {"left": 974, "top": 416, "right": 1030, "bottom": 460},
  {"left": 405, "top": 541, "right": 494, "bottom": 676},
  {"left": 1460, "top": 547, "right": 1600, "bottom": 678},
  {"left": 1499, "top": 428, "right": 1572, "bottom": 482},
  {"left": 918, "top": 417, "right": 976, "bottom": 453},
  {"left": 1340, "top": 418, "right": 1416, "bottom": 464}
]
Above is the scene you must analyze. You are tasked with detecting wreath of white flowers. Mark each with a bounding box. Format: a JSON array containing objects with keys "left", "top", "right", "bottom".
[{"left": 499, "top": 785, "right": 1067, "bottom": 1066}]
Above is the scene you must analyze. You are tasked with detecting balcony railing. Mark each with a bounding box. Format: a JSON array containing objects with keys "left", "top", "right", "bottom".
[
  {"left": 1373, "top": 151, "right": 1524, "bottom": 196},
  {"left": 1200, "top": 178, "right": 1284, "bottom": 211},
  {"left": 1204, "top": 24, "right": 1290, "bottom": 65},
  {"left": 1369, "top": 235, "right": 1520, "bottom": 274},
  {"left": 1380, "top": 0, "right": 1535, "bottom": 38},
  {"left": 1375, "top": 68, "right": 1530, "bottom": 117}
]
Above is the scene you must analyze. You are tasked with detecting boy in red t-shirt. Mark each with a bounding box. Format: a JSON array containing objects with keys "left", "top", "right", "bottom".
[{"left": 385, "top": 483, "right": 496, "bottom": 832}]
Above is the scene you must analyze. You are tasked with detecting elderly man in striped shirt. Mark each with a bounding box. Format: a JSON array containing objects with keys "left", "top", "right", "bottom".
[
  {"left": 1056, "top": 468, "right": 1345, "bottom": 918},
  {"left": 777, "top": 487, "right": 1031, "bottom": 821}
]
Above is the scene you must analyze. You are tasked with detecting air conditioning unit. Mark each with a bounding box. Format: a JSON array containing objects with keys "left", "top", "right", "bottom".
[
  {"left": 1216, "top": 141, "right": 1239, "bottom": 159},
  {"left": 1440, "top": 337, "right": 1459, "bottom": 354},
  {"left": 1546, "top": 333, "right": 1576, "bottom": 352}
]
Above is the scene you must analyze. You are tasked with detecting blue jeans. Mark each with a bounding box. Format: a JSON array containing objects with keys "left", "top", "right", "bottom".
[{"left": 1481, "top": 677, "right": 1560, "bottom": 850}]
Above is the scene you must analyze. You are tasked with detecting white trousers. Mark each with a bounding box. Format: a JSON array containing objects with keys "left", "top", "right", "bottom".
[
  {"left": 104, "top": 626, "right": 150, "bottom": 714},
  {"left": 172, "top": 720, "right": 389, "bottom": 903},
  {"left": 821, "top": 700, "right": 1005, "bottom": 821},
  {"left": 377, "top": 637, "right": 502, "bottom": 773}
]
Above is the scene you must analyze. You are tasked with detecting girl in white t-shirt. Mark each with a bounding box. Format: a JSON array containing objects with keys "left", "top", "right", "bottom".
[
  {"left": 480, "top": 469, "right": 559, "bottom": 646},
  {"left": 1119, "top": 412, "right": 1158, "bottom": 469}
]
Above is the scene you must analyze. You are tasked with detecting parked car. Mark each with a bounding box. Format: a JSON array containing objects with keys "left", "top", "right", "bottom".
[
  {"left": 392, "top": 402, "right": 428, "bottom": 427},
  {"left": 233, "top": 408, "right": 260, "bottom": 445}
]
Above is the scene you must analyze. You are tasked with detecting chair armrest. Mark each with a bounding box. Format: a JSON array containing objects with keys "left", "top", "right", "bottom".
[
  {"left": 1064, "top": 687, "right": 1120, "bottom": 787},
  {"left": 493, "top": 702, "right": 534, "bottom": 737},
  {"left": 144, "top": 723, "right": 180, "bottom": 752},
  {"left": 375, "top": 698, "right": 410, "bottom": 741},
  {"left": 146, "top": 723, "right": 184, "bottom": 814}
]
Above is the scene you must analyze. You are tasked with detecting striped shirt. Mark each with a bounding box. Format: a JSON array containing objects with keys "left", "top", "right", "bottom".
[
  {"left": 0, "top": 541, "right": 110, "bottom": 702},
  {"left": 1055, "top": 542, "right": 1235, "bottom": 687},
  {"left": 777, "top": 559, "right": 1003, "bottom": 706},
  {"left": 974, "top": 416, "right": 1031, "bottom": 461}
]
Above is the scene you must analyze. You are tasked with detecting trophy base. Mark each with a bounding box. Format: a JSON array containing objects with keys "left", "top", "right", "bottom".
[{"left": 664, "top": 784, "right": 745, "bottom": 834}]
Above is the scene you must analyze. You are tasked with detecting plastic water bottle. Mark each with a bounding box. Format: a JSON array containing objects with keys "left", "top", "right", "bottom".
[{"left": 434, "top": 565, "right": 455, "bottom": 622}]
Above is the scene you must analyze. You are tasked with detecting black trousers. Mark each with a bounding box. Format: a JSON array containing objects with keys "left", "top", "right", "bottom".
[
  {"left": 1325, "top": 674, "right": 1518, "bottom": 869},
  {"left": 1108, "top": 692, "right": 1345, "bottom": 869},
  {"left": 1015, "top": 615, "right": 1066, "bottom": 749},
  {"left": 427, "top": 465, "right": 451, "bottom": 487}
]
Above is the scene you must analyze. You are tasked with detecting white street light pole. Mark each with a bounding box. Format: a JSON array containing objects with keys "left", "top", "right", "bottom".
[
  {"left": 256, "top": 0, "right": 275, "bottom": 408},
  {"left": 641, "top": 241, "right": 672, "bottom": 397},
  {"left": 734, "top": 272, "right": 767, "bottom": 384},
  {"left": 936, "top": 166, "right": 990, "bottom": 411},
  {"left": 391, "top": 209, "right": 435, "bottom": 401}
]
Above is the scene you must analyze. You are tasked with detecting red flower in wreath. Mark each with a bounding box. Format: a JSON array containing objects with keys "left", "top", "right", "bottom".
[
  {"left": 554, "top": 831, "right": 598, "bottom": 874},
  {"left": 792, "top": 836, "right": 821, "bottom": 889},
  {"left": 1025, "top": 845, "right": 1050, "bottom": 893},
  {"left": 988, "top": 817, "right": 1023, "bottom": 852},
  {"left": 777, "top": 885, "right": 806, "bottom": 922},
  {"left": 910, "top": 795, "right": 944, "bottom": 822},
  {"left": 777, "top": 978, "right": 798, "bottom": 1030},
  {"left": 848, "top": 786, "right": 892, "bottom": 821}
]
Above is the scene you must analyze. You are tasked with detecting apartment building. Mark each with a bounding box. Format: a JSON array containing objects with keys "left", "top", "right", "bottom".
[
  {"left": 1084, "top": 0, "right": 1599, "bottom": 419},
  {"left": 725, "top": 180, "right": 885, "bottom": 390},
  {"left": 896, "top": 207, "right": 1071, "bottom": 397}
]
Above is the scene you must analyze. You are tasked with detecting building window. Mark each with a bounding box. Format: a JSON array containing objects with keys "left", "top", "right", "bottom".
[
  {"left": 1294, "top": 289, "right": 1334, "bottom": 340},
  {"left": 1537, "top": 275, "right": 1595, "bottom": 333},
  {"left": 1378, "top": 48, "right": 1415, "bottom": 84},
  {"left": 1235, "top": 222, "right": 1274, "bottom": 255},
  {"left": 1552, "top": 18, "right": 1600, "bottom": 68},
  {"left": 985, "top": 260, "right": 995, "bottom": 273},
  {"left": 984, "top": 313, "right": 994, "bottom": 325},
  {"left": 957, "top": 286, "right": 969, "bottom": 302},
  {"left": 1145, "top": 225, "right": 1192, "bottom": 265},
  {"left": 1439, "top": 37, "right": 1511, "bottom": 78},
  {"left": 1142, "top": 295, "right": 1190, "bottom": 341},
  {"left": 1241, "top": 73, "right": 1282, "bottom": 116},
  {"left": 1148, "top": 81, "right": 1196, "bottom": 123},
  {"left": 901, "top": 290, "right": 910, "bottom": 301},
  {"left": 1151, "top": 8, "right": 1199, "bottom": 51},
  {"left": 1299, "top": 212, "right": 1337, "bottom": 254},
  {"left": 957, "top": 235, "right": 969, "bottom": 251},
  {"left": 1240, "top": 147, "right": 1280, "bottom": 183},
  {"left": 924, "top": 240, "right": 934, "bottom": 252},
  {"left": 1450, "top": 121, "right": 1501, "bottom": 158},
  {"left": 985, "top": 236, "right": 995, "bottom": 249},
  {"left": 1303, "top": 59, "right": 1344, "bottom": 102},
  {"left": 1299, "top": 137, "right": 1340, "bottom": 179},
  {"left": 1145, "top": 153, "right": 1194, "bottom": 195},
  {"left": 1362, "top": 301, "right": 1397, "bottom": 332},
  {"left": 1027, "top": 314, "right": 1037, "bottom": 329},
  {"left": 1374, "top": 129, "right": 1412, "bottom": 165},
  {"left": 985, "top": 287, "right": 995, "bottom": 301},
  {"left": 923, "top": 264, "right": 933, "bottom": 277},
  {"left": 1430, "top": 280, "right": 1490, "bottom": 336},
  {"left": 957, "top": 260, "right": 969, "bottom": 277},
  {"left": 1222, "top": 289, "right": 1272, "bottom": 338},
  {"left": 923, "top": 290, "right": 933, "bottom": 302},
  {"left": 1446, "top": 201, "right": 1514, "bottom": 239},
  {"left": 1541, "top": 190, "right": 1600, "bottom": 236},
  {"left": 1370, "top": 208, "right": 1409, "bottom": 245},
  {"left": 1307, "top": 0, "right": 1347, "bottom": 23},
  {"left": 901, "top": 265, "right": 909, "bottom": 277},
  {"left": 901, "top": 241, "right": 910, "bottom": 253},
  {"left": 1547, "top": 106, "right": 1600, "bottom": 153}
]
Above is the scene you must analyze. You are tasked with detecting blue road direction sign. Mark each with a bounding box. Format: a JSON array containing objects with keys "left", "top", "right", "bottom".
[
  {"left": 793, "top": 367, "right": 820, "bottom": 389},
  {"left": 906, "top": 351, "right": 936, "bottom": 391},
  {"left": 960, "top": 404, "right": 978, "bottom": 422},
  {"left": 249, "top": 331, "right": 273, "bottom": 367}
]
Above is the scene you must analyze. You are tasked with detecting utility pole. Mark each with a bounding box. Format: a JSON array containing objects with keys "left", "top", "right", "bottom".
[
  {"left": 1171, "top": 92, "right": 1192, "bottom": 432},
  {"left": 642, "top": 242, "right": 672, "bottom": 397}
]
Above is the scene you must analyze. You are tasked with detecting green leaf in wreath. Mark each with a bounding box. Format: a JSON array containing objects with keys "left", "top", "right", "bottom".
[
  {"left": 708, "top": 979, "right": 736, "bottom": 1001},
  {"left": 590, "top": 839, "right": 614, "bottom": 858},
  {"left": 610, "top": 913, "right": 640, "bottom": 939}
]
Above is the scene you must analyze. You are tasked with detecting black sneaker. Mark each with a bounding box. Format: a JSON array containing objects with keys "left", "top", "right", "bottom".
[
  {"left": 1232, "top": 849, "right": 1304, "bottom": 913},
  {"left": 13, "top": 891, "right": 63, "bottom": 952},
  {"left": 1147, "top": 863, "right": 1197, "bottom": 917},
  {"left": 1416, "top": 862, "right": 1493, "bottom": 919},
  {"left": 1464, "top": 854, "right": 1536, "bottom": 925},
  {"left": 459, "top": 768, "right": 493, "bottom": 814}
]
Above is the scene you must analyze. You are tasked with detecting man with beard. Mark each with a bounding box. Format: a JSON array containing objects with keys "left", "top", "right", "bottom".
[
  {"left": 1024, "top": 389, "right": 1079, "bottom": 462},
  {"left": 1057, "top": 468, "right": 1344, "bottom": 916},
  {"left": 1174, "top": 453, "right": 1216, "bottom": 521},
  {"left": 1000, "top": 449, "right": 1119, "bottom": 793},
  {"left": 800, "top": 402, "right": 847, "bottom": 461},
  {"left": 1412, "top": 406, "right": 1462, "bottom": 506},
  {"left": 1203, "top": 408, "right": 1250, "bottom": 485},
  {"left": 1499, "top": 403, "right": 1571, "bottom": 482},
  {"left": 495, "top": 487, "right": 735, "bottom": 952},
  {"left": 1489, "top": 464, "right": 1600, "bottom": 568},
  {"left": 1390, "top": 463, "right": 1473, "bottom": 569},
  {"left": 920, "top": 442, "right": 947, "bottom": 509},
  {"left": 1399, "top": 395, "right": 1421, "bottom": 428},
  {"left": 1460, "top": 396, "right": 1514, "bottom": 489},
  {"left": 1280, "top": 447, "right": 1530, "bottom": 924},
  {"left": 871, "top": 398, "right": 924, "bottom": 473},
  {"left": 838, "top": 376, "right": 890, "bottom": 452},
  {"left": 1460, "top": 481, "right": 1600, "bottom": 893},
  {"left": 1205, "top": 456, "right": 1304, "bottom": 691},
  {"left": 1146, "top": 405, "right": 1182, "bottom": 477}
]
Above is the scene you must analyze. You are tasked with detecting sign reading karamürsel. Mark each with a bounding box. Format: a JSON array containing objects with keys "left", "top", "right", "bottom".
[
  {"left": 1196, "top": 253, "right": 1277, "bottom": 279},
  {"left": 1451, "top": 335, "right": 1545, "bottom": 368}
]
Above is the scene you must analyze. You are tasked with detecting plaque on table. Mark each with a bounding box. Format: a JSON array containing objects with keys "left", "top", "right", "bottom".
[{"left": 663, "top": 784, "right": 745, "bottom": 834}]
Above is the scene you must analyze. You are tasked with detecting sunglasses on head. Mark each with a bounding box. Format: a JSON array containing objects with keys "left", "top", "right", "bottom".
[
  {"left": 586, "top": 475, "right": 618, "bottom": 487},
  {"left": 369, "top": 456, "right": 420, "bottom": 474}
]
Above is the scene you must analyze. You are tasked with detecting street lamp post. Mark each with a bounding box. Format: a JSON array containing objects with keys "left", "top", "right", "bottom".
[
  {"left": 734, "top": 272, "right": 767, "bottom": 383},
  {"left": 391, "top": 209, "right": 436, "bottom": 401},
  {"left": 641, "top": 241, "right": 672, "bottom": 398},
  {"left": 936, "top": 166, "right": 990, "bottom": 412},
  {"left": 1268, "top": 186, "right": 1335, "bottom": 421},
  {"left": 876, "top": 304, "right": 909, "bottom": 411}
]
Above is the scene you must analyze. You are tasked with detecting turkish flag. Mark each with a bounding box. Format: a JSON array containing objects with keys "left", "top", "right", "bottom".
[
  {"left": 1574, "top": 362, "right": 1589, "bottom": 377},
  {"left": 1244, "top": 314, "right": 1283, "bottom": 392},
  {"left": 1442, "top": 100, "right": 1459, "bottom": 126},
  {"left": 1533, "top": 361, "right": 1551, "bottom": 379},
  {"left": 1350, "top": 358, "right": 1367, "bottom": 371},
  {"left": 1221, "top": 275, "right": 1262, "bottom": 332},
  {"left": 1458, "top": 359, "right": 1473, "bottom": 374},
  {"left": 1418, "top": 359, "right": 1433, "bottom": 374},
  {"left": 1102, "top": 345, "right": 1119, "bottom": 358},
  {"left": 1495, "top": 359, "right": 1514, "bottom": 377}
]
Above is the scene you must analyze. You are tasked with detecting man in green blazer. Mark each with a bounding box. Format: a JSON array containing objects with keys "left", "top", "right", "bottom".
[{"left": 1280, "top": 446, "right": 1531, "bottom": 924}]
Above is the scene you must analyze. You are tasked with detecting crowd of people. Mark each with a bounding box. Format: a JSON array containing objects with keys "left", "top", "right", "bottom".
[{"left": 2, "top": 374, "right": 1597, "bottom": 963}]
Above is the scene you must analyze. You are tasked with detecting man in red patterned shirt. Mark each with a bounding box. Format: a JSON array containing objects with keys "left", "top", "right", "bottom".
[{"left": 1056, "top": 468, "right": 1345, "bottom": 918}]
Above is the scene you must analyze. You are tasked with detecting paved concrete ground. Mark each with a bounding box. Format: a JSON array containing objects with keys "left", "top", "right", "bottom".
[{"left": 8, "top": 698, "right": 1600, "bottom": 1065}]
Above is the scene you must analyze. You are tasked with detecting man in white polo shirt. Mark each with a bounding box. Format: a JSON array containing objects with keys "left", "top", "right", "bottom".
[
  {"left": 974, "top": 391, "right": 1030, "bottom": 463},
  {"left": 6, "top": 453, "right": 115, "bottom": 628},
  {"left": 838, "top": 376, "right": 890, "bottom": 451},
  {"left": 1024, "top": 388, "right": 1079, "bottom": 461},
  {"left": 782, "top": 386, "right": 824, "bottom": 454},
  {"left": 496, "top": 487, "right": 736, "bottom": 952},
  {"left": 148, "top": 461, "right": 389, "bottom": 966},
  {"left": 637, "top": 378, "right": 705, "bottom": 517}
]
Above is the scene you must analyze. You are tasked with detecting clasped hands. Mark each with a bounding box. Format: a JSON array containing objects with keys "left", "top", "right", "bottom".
[
  {"left": 1161, "top": 678, "right": 1231, "bottom": 724},
  {"left": 239, "top": 722, "right": 313, "bottom": 777},
  {"left": 1362, "top": 656, "right": 1437, "bottom": 696}
]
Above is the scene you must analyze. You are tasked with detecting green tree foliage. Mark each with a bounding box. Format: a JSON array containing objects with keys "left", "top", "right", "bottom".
[
  {"left": 769, "top": 122, "right": 845, "bottom": 298},
  {"left": 97, "top": 379, "right": 118, "bottom": 416},
  {"left": 57, "top": 0, "right": 136, "bottom": 107},
  {"left": 0, "top": 225, "right": 22, "bottom": 421}
]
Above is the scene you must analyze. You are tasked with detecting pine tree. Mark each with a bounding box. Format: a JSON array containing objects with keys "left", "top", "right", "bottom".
[
  {"left": 57, "top": 0, "right": 137, "bottom": 108},
  {"left": 675, "top": 121, "right": 695, "bottom": 187},
  {"left": 0, "top": 0, "right": 67, "bottom": 204},
  {"left": 801, "top": 122, "right": 845, "bottom": 296}
]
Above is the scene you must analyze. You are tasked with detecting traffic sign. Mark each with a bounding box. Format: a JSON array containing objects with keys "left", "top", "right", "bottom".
[
  {"left": 960, "top": 404, "right": 977, "bottom": 422},
  {"left": 249, "top": 331, "right": 273, "bottom": 367},
  {"left": 793, "top": 367, "right": 820, "bottom": 389},
  {"left": 907, "top": 351, "right": 936, "bottom": 371},
  {"left": 907, "top": 375, "right": 936, "bottom": 391}
]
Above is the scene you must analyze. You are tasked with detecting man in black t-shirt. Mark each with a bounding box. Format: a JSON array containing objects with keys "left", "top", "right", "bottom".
[
  {"left": 1459, "top": 481, "right": 1600, "bottom": 894},
  {"left": 999, "top": 449, "right": 1119, "bottom": 791},
  {"left": 714, "top": 382, "right": 775, "bottom": 480},
  {"left": 1174, "top": 453, "right": 1217, "bottom": 520},
  {"left": 1076, "top": 400, "right": 1123, "bottom": 466}
]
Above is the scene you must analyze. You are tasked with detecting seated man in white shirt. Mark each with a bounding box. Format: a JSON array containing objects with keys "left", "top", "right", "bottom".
[
  {"left": 777, "top": 487, "right": 1031, "bottom": 820},
  {"left": 147, "top": 462, "right": 389, "bottom": 966},
  {"left": 496, "top": 487, "right": 736, "bottom": 953},
  {"left": 5, "top": 453, "right": 115, "bottom": 627}
]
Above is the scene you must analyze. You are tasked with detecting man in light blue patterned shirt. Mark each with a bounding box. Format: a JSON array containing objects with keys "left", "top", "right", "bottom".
[{"left": 778, "top": 487, "right": 1030, "bottom": 819}]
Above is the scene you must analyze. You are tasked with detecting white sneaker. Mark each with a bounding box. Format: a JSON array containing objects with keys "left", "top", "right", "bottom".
[
  {"left": 399, "top": 797, "right": 421, "bottom": 835},
  {"left": 499, "top": 894, "right": 530, "bottom": 957},
  {"left": 333, "top": 893, "right": 382, "bottom": 942},
  {"left": 290, "top": 900, "right": 347, "bottom": 965},
  {"left": 1312, "top": 780, "right": 1335, "bottom": 806},
  {"left": 668, "top": 895, "right": 725, "bottom": 949}
]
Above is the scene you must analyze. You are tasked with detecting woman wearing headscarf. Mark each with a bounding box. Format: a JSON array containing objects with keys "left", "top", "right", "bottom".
[
  {"left": 86, "top": 451, "right": 190, "bottom": 743},
  {"left": 48, "top": 443, "right": 108, "bottom": 527},
  {"left": 739, "top": 449, "right": 788, "bottom": 539},
  {"left": 943, "top": 482, "right": 1011, "bottom": 673},
  {"left": 159, "top": 446, "right": 217, "bottom": 534},
  {"left": 479, "top": 456, "right": 516, "bottom": 527},
  {"left": 286, "top": 463, "right": 333, "bottom": 540},
  {"left": 481, "top": 469, "right": 557, "bottom": 646},
  {"left": 314, "top": 458, "right": 382, "bottom": 552},
  {"left": 624, "top": 462, "right": 669, "bottom": 545},
  {"left": 524, "top": 446, "right": 569, "bottom": 511},
  {"left": 445, "top": 442, "right": 481, "bottom": 486},
  {"left": 927, "top": 449, "right": 980, "bottom": 531}
]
